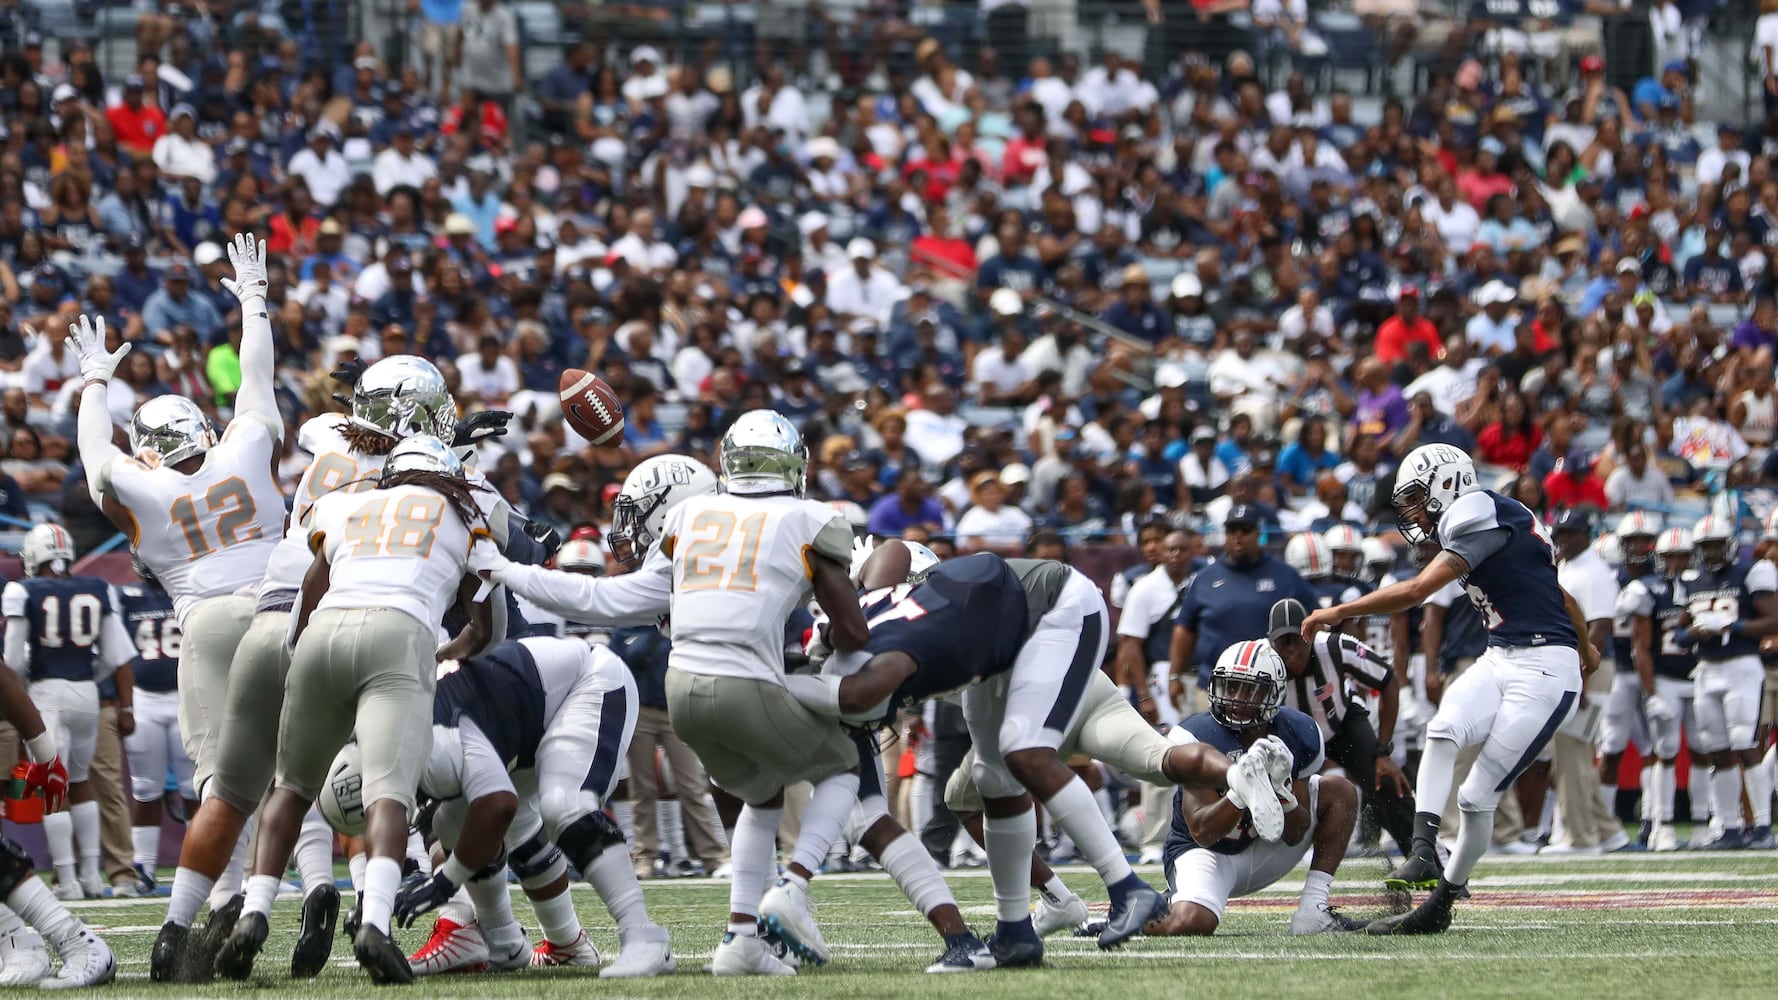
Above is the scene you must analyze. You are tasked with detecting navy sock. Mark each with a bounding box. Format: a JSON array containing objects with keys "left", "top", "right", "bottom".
[
  {"left": 996, "top": 917, "right": 1038, "bottom": 940},
  {"left": 1107, "top": 871, "right": 1147, "bottom": 907}
]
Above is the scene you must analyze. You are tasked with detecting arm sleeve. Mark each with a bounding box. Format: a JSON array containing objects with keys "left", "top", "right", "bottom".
[
  {"left": 491, "top": 552, "right": 671, "bottom": 627},
  {"left": 0, "top": 582, "right": 26, "bottom": 619},
  {"left": 4, "top": 617, "right": 29, "bottom": 675},
  {"left": 78, "top": 383, "right": 122, "bottom": 503},
  {"left": 809, "top": 514, "right": 855, "bottom": 569},
  {"left": 1442, "top": 525, "right": 1511, "bottom": 572},
  {"left": 229, "top": 293, "right": 282, "bottom": 441},
  {"left": 458, "top": 718, "right": 518, "bottom": 803}
]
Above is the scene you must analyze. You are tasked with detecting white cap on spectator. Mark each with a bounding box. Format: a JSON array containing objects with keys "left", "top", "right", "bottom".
[
  {"left": 631, "top": 45, "right": 662, "bottom": 66},
  {"left": 1000, "top": 463, "right": 1031, "bottom": 486},
  {"left": 685, "top": 163, "right": 716, "bottom": 187},
  {"left": 1476, "top": 280, "right": 1515, "bottom": 306},
  {"left": 52, "top": 83, "right": 77, "bottom": 104},
  {"left": 798, "top": 211, "right": 829, "bottom": 237},
  {"left": 846, "top": 237, "right": 876, "bottom": 260},
  {"left": 1616, "top": 257, "right": 1642, "bottom": 275},
  {"left": 354, "top": 55, "right": 379, "bottom": 71},
  {"left": 738, "top": 207, "right": 769, "bottom": 229},
  {"left": 193, "top": 242, "right": 224, "bottom": 266},
  {"left": 806, "top": 136, "right": 841, "bottom": 161},
  {"left": 542, "top": 473, "right": 584, "bottom": 494},
  {"left": 444, "top": 213, "right": 475, "bottom": 236},
  {"left": 1171, "top": 272, "right": 1203, "bottom": 298},
  {"left": 989, "top": 288, "right": 1023, "bottom": 317},
  {"left": 1155, "top": 365, "right": 1187, "bottom": 389},
  {"left": 328, "top": 335, "right": 362, "bottom": 355}
]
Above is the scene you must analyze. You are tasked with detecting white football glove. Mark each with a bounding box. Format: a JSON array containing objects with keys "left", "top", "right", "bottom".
[
  {"left": 1691, "top": 610, "right": 1735, "bottom": 637},
  {"left": 221, "top": 232, "right": 269, "bottom": 306},
  {"left": 849, "top": 534, "right": 877, "bottom": 584},
  {"left": 66, "top": 314, "right": 129, "bottom": 384},
  {"left": 467, "top": 535, "right": 511, "bottom": 600},
  {"left": 1644, "top": 693, "right": 1677, "bottom": 725}
]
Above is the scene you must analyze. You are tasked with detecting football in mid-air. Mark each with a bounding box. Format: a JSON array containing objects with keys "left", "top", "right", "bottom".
[{"left": 559, "top": 368, "right": 625, "bottom": 446}]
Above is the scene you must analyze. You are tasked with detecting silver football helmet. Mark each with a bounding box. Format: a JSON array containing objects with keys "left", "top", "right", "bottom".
[
  {"left": 719, "top": 409, "right": 808, "bottom": 497},
  {"left": 555, "top": 537, "right": 607, "bottom": 574},
  {"left": 378, "top": 434, "right": 464, "bottom": 484},
  {"left": 20, "top": 523, "right": 74, "bottom": 577},
  {"left": 1210, "top": 639, "right": 1287, "bottom": 731},
  {"left": 129, "top": 395, "right": 217, "bottom": 467},
  {"left": 317, "top": 743, "right": 366, "bottom": 836},
  {"left": 1392, "top": 443, "right": 1479, "bottom": 545},
  {"left": 350, "top": 355, "right": 458, "bottom": 443},
  {"left": 905, "top": 541, "right": 940, "bottom": 584},
  {"left": 609, "top": 454, "right": 720, "bottom": 569}
]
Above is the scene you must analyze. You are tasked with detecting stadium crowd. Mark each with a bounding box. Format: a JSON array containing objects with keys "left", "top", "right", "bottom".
[{"left": 3, "top": 0, "right": 1778, "bottom": 886}]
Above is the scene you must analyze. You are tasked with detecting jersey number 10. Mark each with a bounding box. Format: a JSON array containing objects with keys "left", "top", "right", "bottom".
[{"left": 39, "top": 594, "right": 102, "bottom": 649}]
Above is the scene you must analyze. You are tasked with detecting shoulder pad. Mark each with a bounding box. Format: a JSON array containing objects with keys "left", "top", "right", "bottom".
[
  {"left": 1437, "top": 490, "right": 1500, "bottom": 543},
  {"left": 1747, "top": 560, "right": 1777, "bottom": 593}
]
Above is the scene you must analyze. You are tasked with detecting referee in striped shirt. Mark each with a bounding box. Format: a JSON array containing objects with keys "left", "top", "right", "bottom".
[{"left": 1266, "top": 598, "right": 1416, "bottom": 853}]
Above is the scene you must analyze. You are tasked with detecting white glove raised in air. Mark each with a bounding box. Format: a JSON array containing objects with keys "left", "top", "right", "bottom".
[
  {"left": 221, "top": 232, "right": 269, "bottom": 306},
  {"left": 849, "top": 534, "right": 877, "bottom": 584},
  {"left": 66, "top": 314, "right": 129, "bottom": 384},
  {"left": 1644, "top": 693, "right": 1677, "bottom": 725}
]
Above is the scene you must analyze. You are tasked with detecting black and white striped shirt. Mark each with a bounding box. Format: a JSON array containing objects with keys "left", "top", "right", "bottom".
[{"left": 1282, "top": 632, "right": 1393, "bottom": 739}]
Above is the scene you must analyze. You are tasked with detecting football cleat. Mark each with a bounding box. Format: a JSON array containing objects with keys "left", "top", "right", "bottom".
[
  {"left": 1383, "top": 851, "right": 1444, "bottom": 891},
  {"left": 1745, "top": 825, "right": 1775, "bottom": 850},
  {"left": 342, "top": 894, "right": 363, "bottom": 942},
  {"left": 40, "top": 928, "right": 115, "bottom": 990},
  {"left": 1290, "top": 903, "right": 1370, "bottom": 935},
  {"left": 357, "top": 924, "right": 416, "bottom": 984},
  {"left": 530, "top": 930, "right": 600, "bottom": 968},
  {"left": 710, "top": 931, "right": 796, "bottom": 976},
  {"left": 408, "top": 918, "right": 490, "bottom": 975},
  {"left": 0, "top": 925, "right": 50, "bottom": 986},
  {"left": 213, "top": 911, "right": 268, "bottom": 981},
  {"left": 926, "top": 933, "right": 989, "bottom": 973},
  {"left": 601, "top": 927, "right": 676, "bottom": 978},
  {"left": 1698, "top": 828, "right": 1748, "bottom": 850},
  {"left": 981, "top": 919, "right": 1043, "bottom": 968},
  {"left": 78, "top": 876, "right": 104, "bottom": 900},
  {"left": 487, "top": 934, "right": 532, "bottom": 971},
  {"left": 759, "top": 878, "right": 828, "bottom": 966},
  {"left": 148, "top": 922, "right": 186, "bottom": 983},
  {"left": 291, "top": 884, "right": 340, "bottom": 979},
  {"left": 52, "top": 882, "right": 81, "bottom": 903},
  {"left": 1099, "top": 883, "right": 1168, "bottom": 949},
  {"left": 1650, "top": 825, "right": 1680, "bottom": 852},
  {"left": 1032, "top": 893, "right": 1090, "bottom": 937},
  {"left": 1600, "top": 828, "right": 1633, "bottom": 853},
  {"left": 1227, "top": 753, "right": 1285, "bottom": 841},
  {"left": 1365, "top": 896, "right": 1453, "bottom": 936}
]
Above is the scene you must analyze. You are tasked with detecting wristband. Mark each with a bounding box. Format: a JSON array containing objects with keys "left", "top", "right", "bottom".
[
  {"left": 439, "top": 855, "right": 476, "bottom": 889},
  {"left": 1730, "top": 621, "right": 1746, "bottom": 639},
  {"left": 26, "top": 732, "right": 56, "bottom": 763}
]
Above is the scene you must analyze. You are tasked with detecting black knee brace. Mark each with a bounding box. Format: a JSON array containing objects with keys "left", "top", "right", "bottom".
[
  {"left": 0, "top": 836, "right": 36, "bottom": 899},
  {"left": 510, "top": 828, "right": 566, "bottom": 890},
  {"left": 469, "top": 847, "right": 509, "bottom": 884},
  {"left": 556, "top": 810, "right": 626, "bottom": 873}
]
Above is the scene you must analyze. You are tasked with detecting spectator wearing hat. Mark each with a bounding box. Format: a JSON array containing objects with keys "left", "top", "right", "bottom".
[
  {"left": 826, "top": 238, "right": 904, "bottom": 329},
  {"left": 150, "top": 104, "right": 215, "bottom": 185},
  {"left": 1168, "top": 503, "right": 1316, "bottom": 714},
  {"left": 1696, "top": 124, "right": 1753, "bottom": 189},
  {"left": 288, "top": 125, "right": 351, "bottom": 208},
  {"left": 535, "top": 473, "right": 584, "bottom": 539},
  {"left": 372, "top": 126, "right": 438, "bottom": 195},
  {"left": 954, "top": 470, "right": 1034, "bottom": 554},
  {"left": 106, "top": 75, "right": 166, "bottom": 157},
  {"left": 1466, "top": 281, "right": 1521, "bottom": 356},
  {"left": 1632, "top": 59, "right": 1692, "bottom": 124},
  {"left": 1374, "top": 285, "right": 1442, "bottom": 366},
  {"left": 1100, "top": 264, "right": 1167, "bottom": 344},
  {"left": 972, "top": 293, "right": 1035, "bottom": 406},
  {"left": 1542, "top": 447, "right": 1609, "bottom": 511},
  {"left": 142, "top": 262, "right": 223, "bottom": 342}
]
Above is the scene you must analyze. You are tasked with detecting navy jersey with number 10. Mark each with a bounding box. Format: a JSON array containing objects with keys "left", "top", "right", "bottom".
[
  {"left": 1437, "top": 490, "right": 1577, "bottom": 650},
  {"left": 2, "top": 576, "right": 116, "bottom": 683}
]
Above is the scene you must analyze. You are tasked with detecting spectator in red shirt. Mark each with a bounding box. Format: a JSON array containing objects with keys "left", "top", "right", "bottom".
[
  {"left": 441, "top": 88, "right": 510, "bottom": 147},
  {"left": 1374, "top": 286, "right": 1443, "bottom": 365},
  {"left": 909, "top": 204, "right": 977, "bottom": 276},
  {"left": 1001, "top": 102, "right": 1049, "bottom": 185},
  {"left": 105, "top": 74, "right": 166, "bottom": 157},
  {"left": 268, "top": 179, "right": 320, "bottom": 257},
  {"left": 1476, "top": 391, "right": 1543, "bottom": 471},
  {"left": 1457, "top": 136, "right": 1515, "bottom": 211},
  {"left": 1542, "top": 448, "right": 1609, "bottom": 511}
]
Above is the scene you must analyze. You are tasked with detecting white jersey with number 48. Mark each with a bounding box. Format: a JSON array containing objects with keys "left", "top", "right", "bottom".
[
  {"left": 308, "top": 483, "right": 475, "bottom": 636},
  {"left": 104, "top": 414, "right": 287, "bottom": 624},
  {"left": 661, "top": 493, "right": 853, "bottom": 683},
  {"left": 258, "top": 415, "right": 390, "bottom": 606}
]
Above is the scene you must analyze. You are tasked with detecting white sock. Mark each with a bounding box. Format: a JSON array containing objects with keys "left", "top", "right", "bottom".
[
  {"left": 406, "top": 830, "right": 431, "bottom": 876},
  {"left": 133, "top": 825, "right": 160, "bottom": 868},
  {"left": 1298, "top": 869, "right": 1333, "bottom": 912},
  {"left": 241, "top": 874, "right": 280, "bottom": 918},
  {"left": 728, "top": 805, "right": 782, "bottom": 920},
  {"left": 877, "top": 832, "right": 954, "bottom": 916},
  {"left": 587, "top": 848, "right": 650, "bottom": 936},
  {"left": 1651, "top": 762, "right": 1674, "bottom": 823},
  {"left": 464, "top": 876, "right": 520, "bottom": 944},
  {"left": 659, "top": 799, "right": 687, "bottom": 860},
  {"left": 1447, "top": 808, "right": 1495, "bottom": 886},
  {"left": 348, "top": 852, "right": 368, "bottom": 894},
  {"left": 1690, "top": 762, "right": 1713, "bottom": 821},
  {"left": 1043, "top": 776, "right": 1134, "bottom": 887},
  {"left": 530, "top": 889, "right": 583, "bottom": 946},
  {"left": 43, "top": 811, "right": 74, "bottom": 886},
  {"left": 909, "top": 776, "right": 933, "bottom": 835},
  {"left": 166, "top": 868, "right": 216, "bottom": 927},
  {"left": 361, "top": 857, "right": 401, "bottom": 935},
  {"left": 1415, "top": 738, "right": 1458, "bottom": 817},
  {"left": 706, "top": 796, "right": 729, "bottom": 849},
  {"left": 214, "top": 818, "right": 252, "bottom": 909},
  {"left": 296, "top": 808, "right": 336, "bottom": 898},
  {"left": 983, "top": 807, "right": 1037, "bottom": 922},
  {"left": 788, "top": 772, "right": 861, "bottom": 875},
  {"left": 1038, "top": 874, "right": 1078, "bottom": 907},
  {"left": 1711, "top": 767, "right": 1745, "bottom": 831},
  {"left": 6, "top": 877, "right": 79, "bottom": 949},
  {"left": 611, "top": 801, "right": 634, "bottom": 847},
  {"left": 1547, "top": 794, "right": 1564, "bottom": 843},
  {"left": 436, "top": 886, "right": 476, "bottom": 927},
  {"left": 0, "top": 906, "right": 22, "bottom": 936},
  {"left": 1599, "top": 783, "right": 1617, "bottom": 817},
  {"left": 1746, "top": 757, "right": 1774, "bottom": 827},
  {"left": 72, "top": 801, "right": 101, "bottom": 885}
]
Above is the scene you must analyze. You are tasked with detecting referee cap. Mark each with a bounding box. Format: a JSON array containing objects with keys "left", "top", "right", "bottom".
[{"left": 1267, "top": 598, "right": 1307, "bottom": 642}]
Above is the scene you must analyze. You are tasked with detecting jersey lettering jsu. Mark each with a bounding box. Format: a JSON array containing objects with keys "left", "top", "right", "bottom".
[
  {"left": 1, "top": 576, "right": 116, "bottom": 683},
  {"left": 660, "top": 493, "right": 855, "bottom": 682},
  {"left": 1675, "top": 560, "right": 1777, "bottom": 663},
  {"left": 105, "top": 416, "right": 286, "bottom": 623},
  {"left": 1438, "top": 490, "right": 1578, "bottom": 650},
  {"left": 116, "top": 583, "right": 180, "bottom": 692},
  {"left": 1163, "top": 707, "right": 1323, "bottom": 862}
]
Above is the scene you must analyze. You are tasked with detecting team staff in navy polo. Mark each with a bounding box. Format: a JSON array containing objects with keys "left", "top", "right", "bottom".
[{"left": 1168, "top": 504, "right": 1318, "bottom": 716}]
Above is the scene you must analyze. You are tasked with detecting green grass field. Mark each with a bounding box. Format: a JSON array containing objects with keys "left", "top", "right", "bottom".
[{"left": 62, "top": 851, "right": 1778, "bottom": 999}]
